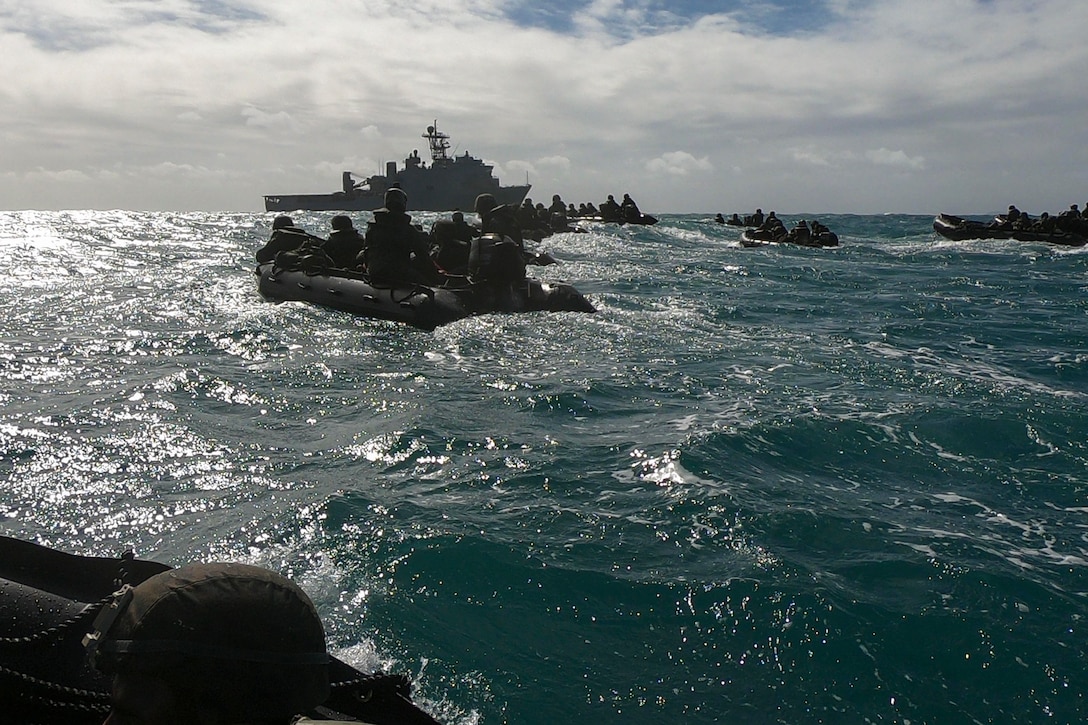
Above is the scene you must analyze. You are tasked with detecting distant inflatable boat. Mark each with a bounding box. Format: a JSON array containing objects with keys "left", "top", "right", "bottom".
[
  {"left": 256, "top": 263, "right": 595, "bottom": 331},
  {"left": 933, "top": 213, "right": 1087, "bottom": 247},
  {"left": 740, "top": 228, "right": 839, "bottom": 248},
  {"left": 577, "top": 214, "right": 658, "bottom": 226},
  {"left": 0, "top": 535, "right": 440, "bottom": 724}
]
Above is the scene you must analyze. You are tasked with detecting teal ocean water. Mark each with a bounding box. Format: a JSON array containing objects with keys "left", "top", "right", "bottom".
[{"left": 1, "top": 210, "right": 1086, "bottom": 723}]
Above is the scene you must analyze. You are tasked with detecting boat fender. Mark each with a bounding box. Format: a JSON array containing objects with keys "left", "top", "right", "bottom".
[
  {"left": 528, "top": 281, "right": 551, "bottom": 304},
  {"left": 393, "top": 286, "right": 436, "bottom": 308}
]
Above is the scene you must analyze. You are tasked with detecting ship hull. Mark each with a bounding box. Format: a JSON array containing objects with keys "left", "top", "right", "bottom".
[{"left": 264, "top": 183, "right": 530, "bottom": 213}]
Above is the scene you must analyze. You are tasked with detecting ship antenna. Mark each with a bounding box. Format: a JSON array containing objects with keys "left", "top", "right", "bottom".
[{"left": 424, "top": 119, "right": 451, "bottom": 163}]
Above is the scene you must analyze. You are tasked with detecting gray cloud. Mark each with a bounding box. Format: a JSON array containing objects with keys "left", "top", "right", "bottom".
[{"left": 2, "top": 0, "right": 1086, "bottom": 213}]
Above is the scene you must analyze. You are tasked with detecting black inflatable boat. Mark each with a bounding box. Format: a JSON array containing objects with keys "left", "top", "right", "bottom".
[
  {"left": 740, "top": 228, "right": 839, "bottom": 248},
  {"left": 0, "top": 535, "right": 440, "bottom": 724},
  {"left": 933, "top": 213, "right": 1087, "bottom": 247},
  {"left": 256, "top": 264, "right": 595, "bottom": 331}
]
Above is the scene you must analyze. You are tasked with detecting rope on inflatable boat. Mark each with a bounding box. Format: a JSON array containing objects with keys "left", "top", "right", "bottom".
[
  {"left": 0, "top": 659, "right": 110, "bottom": 709},
  {"left": 0, "top": 598, "right": 107, "bottom": 646},
  {"left": 1, "top": 596, "right": 114, "bottom": 718}
]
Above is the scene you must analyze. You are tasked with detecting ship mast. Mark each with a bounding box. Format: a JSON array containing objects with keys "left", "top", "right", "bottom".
[{"left": 423, "top": 121, "right": 451, "bottom": 163}]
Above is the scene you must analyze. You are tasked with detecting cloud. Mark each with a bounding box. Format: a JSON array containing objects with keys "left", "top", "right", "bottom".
[
  {"left": 25, "top": 168, "right": 94, "bottom": 183},
  {"left": 790, "top": 148, "right": 835, "bottom": 168},
  {"left": 241, "top": 107, "right": 299, "bottom": 133},
  {"left": 645, "top": 152, "right": 713, "bottom": 176},
  {"left": 358, "top": 125, "right": 383, "bottom": 141},
  {"left": 2, "top": 1, "right": 1088, "bottom": 213},
  {"left": 506, "top": 159, "right": 539, "bottom": 178},
  {"left": 536, "top": 156, "right": 573, "bottom": 173},
  {"left": 866, "top": 148, "right": 926, "bottom": 171}
]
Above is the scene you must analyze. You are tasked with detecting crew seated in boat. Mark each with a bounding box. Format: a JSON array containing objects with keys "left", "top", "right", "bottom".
[
  {"left": 599, "top": 194, "right": 622, "bottom": 222},
  {"left": 1037, "top": 211, "right": 1056, "bottom": 233},
  {"left": 472, "top": 193, "right": 528, "bottom": 285},
  {"left": 363, "top": 188, "right": 441, "bottom": 286},
  {"left": 757, "top": 211, "right": 786, "bottom": 236},
  {"left": 990, "top": 204, "right": 1088, "bottom": 236},
  {"left": 431, "top": 210, "right": 479, "bottom": 275},
  {"left": 323, "top": 215, "right": 366, "bottom": 270},
  {"left": 517, "top": 198, "right": 540, "bottom": 229},
  {"left": 1056, "top": 204, "right": 1088, "bottom": 235},
  {"left": 86, "top": 562, "right": 331, "bottom": 725},
  {"left": 475, "top": 193, "right": 526, "bottom": 248},
  {"left": 788, "top": 219, "right": 811, "bottom": 244},
  {"left": 1012, "top": 211, "right": 1035, "bottom": 230},
  {"left": 255, "top": 215, "right": 312, "bottom": 264},
  {"left": 546, "top": 195, "right": 570, "bottom": 230},
  {"left": 258, "top": 217, "right": 334, "bottom": 275},
  {"left": 991, "top": 205, "right": 1030, "bottom": 231},
  {"left": 620, "top": 193, "right": 642, "bottom": 221}
]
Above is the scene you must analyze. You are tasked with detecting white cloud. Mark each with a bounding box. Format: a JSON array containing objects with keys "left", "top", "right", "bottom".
[
  {"left": 26, "top": 168, "right": 93, "bottom": 183},
  {"left": 536, "top": 156, "right": 572, "bottom": 173},
  {"left": 358, "top": 125, "right": 383, "bottom": 141},
  {"left": 1, "top": 0, "right": 1087, "bottom": 212},
  {"left": 241, "top": 107, "right": 299, "bottom": 132},
  {"left": 866, "top": 148, "right": 926, "bottom": 171},
  {"left": 645, "top": 152, "right": 713, "bottom": 176},
  {"left": 790, "top": 148, "right": 835, "bottom": 168},
  {"left": 507, "top": 159, "right": 540, "bottom": 177}
]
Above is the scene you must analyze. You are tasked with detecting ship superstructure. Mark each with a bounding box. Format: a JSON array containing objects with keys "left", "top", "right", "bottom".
[{"left": 264, "top": 122, "right": 530, "bottom": 212}]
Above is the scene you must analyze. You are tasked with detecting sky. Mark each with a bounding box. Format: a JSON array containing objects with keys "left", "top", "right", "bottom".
[{"left": 2, "top": 0, "right": 1087, "bottom": 214}]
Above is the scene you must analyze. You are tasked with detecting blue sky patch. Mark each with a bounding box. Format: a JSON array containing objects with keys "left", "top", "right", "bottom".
[{"left": 502, "top": 1, "right": 841, "bottom": 37}]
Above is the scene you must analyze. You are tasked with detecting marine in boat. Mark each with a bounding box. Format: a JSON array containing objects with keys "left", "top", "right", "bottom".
[
  {"left": 255, "top": 248, "right": 595, "bottom": 331},
  {"left": 933, "top": 212, "right": 1087, "bottom": 247},
  {"left": 0, "top": 535, "right": 441, "bottom": 724},
  {"left": 265, "top": 121, "right": 531, "bottom": 213},
  {"left": 254, "top": 214, "right": 593, "bottom": 331},
  {"left": 740, "top": 217, "right": 839, "bottom": 248}
]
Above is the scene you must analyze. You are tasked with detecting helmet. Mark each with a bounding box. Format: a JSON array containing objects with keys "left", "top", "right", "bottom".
[
  {"left": 331, "top": 215, "right": 353, "bottom": 231},
  {"left": 87, "top": 562, "right": 329, "bottom": 720},
  {"left": 383, "top": 187, "right": 408, "bottom": 212},
  {"left": 474, "top": 193, "right": 497, "bottom": 215},
  {"left": 272, "top": 215, "right": 295, "bottom": 229}
]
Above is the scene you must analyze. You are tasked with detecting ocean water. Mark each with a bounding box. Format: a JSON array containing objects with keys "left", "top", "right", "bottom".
[{"left": 1, "top": 210, "right": 1086, "bottom": 723}]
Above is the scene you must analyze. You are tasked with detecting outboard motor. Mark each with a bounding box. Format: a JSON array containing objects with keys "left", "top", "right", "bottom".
[{"left": 468, "top": 233, "right": 526, "bottom": 312}]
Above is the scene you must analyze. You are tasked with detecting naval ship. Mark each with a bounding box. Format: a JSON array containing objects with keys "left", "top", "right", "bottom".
[{"left": 264, "top": 121, "right": 531, "bottom": 212}]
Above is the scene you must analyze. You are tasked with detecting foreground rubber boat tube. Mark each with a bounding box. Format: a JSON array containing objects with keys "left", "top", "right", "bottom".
[{"left": 0, "top": 536, "right": 441, "bottom": 724}]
